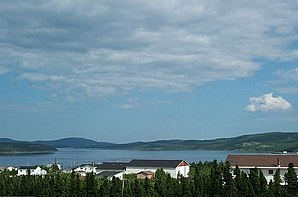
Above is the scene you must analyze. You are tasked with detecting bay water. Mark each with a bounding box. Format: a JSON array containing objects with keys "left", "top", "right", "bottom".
[{"left": 0, "top": 148, "right": 236, "bottom": 169}]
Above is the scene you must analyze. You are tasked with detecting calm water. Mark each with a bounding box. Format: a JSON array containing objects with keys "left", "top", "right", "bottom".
[{"left": 0, "top": 148, "right": 236, "bottom": 169}]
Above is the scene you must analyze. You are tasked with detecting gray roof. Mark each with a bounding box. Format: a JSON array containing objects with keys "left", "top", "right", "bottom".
[
  {"left": 96, "top": 170, "right": 122, "bottom": 178},
  {"left": 127, "top": 159, "right": 185, "bottom": 168},
  {"left": 19, "top": 165, "right": 39, "bottom": 170},
  {"left": 95, "top": 162, "right": 127, "bottom": 170}
]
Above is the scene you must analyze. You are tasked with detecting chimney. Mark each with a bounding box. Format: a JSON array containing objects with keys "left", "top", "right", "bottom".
[{"left": 277, "top": 158, "right": 281, "bottom": 167}]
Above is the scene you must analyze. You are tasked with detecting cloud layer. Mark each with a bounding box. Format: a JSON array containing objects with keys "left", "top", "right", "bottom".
[
  {"left": 245, "top": 93, "right": 292, "bottom": 112},
  {"left": 1, "top": 0, "right": 298, "bottom": 99},
  {"left": 276, "top": 68, "right": 298, "bottom": 94}
]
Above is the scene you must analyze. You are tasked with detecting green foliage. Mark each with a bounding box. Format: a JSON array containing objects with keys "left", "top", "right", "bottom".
[
  {"left": 284, "top": 163, "right": 298, "bottom": 196},
  {"left": 0, "top": 142, "right": 56, "bottom": 154},
  {"left": 20, "top": 131, "right": 298, "bottom": 152},
  {"left": 0, "top": 160, "right": 297, "bottom": 196}
]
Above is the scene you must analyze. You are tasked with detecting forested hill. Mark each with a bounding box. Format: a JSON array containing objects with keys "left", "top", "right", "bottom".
[
  {"left": 35, "top": 132, "right": 298, "bottom": 152},
  {"left": 119, "top": 132, "right": 298, "bottom": 152},
  {"left": 0, "top": 139, "right": 57, "bottom": 154}
]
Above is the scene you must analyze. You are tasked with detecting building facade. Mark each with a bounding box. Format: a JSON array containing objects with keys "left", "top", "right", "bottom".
[
  {"left": 125, "top": 159, "right": 189, "bottom": 178},
  {"left": 226, "top": 154, "right": 298, "bottom": 184}
]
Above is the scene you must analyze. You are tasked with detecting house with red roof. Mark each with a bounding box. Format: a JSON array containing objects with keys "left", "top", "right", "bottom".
[{"left": 226, "top": 154, "right": 298, "bottom": 184}]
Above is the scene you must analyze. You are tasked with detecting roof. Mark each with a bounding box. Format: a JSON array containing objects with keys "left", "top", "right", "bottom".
[
  {"left": 137, "top": 170, "right": 155, "bottom": 175},
  {"left": 96, "top": 171, "right": 122, "bottom": 178},
  {"left": 127, "top": 159, "right": 186, "bottom": 168},
  {"left": 79, "top": 164, "right": 95, "bottom": 167},
  {"left": 226, "top": 154, "right": 298, "bottom": 167},
  {"left": 19, "top": 165, "right": 40, "bottom": 170},
  {"left": 95, "top": 162, "right": 127, "bottom": 170}
]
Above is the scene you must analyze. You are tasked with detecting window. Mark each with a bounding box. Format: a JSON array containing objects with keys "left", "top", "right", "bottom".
[{"left": 268, "top": 169, "right": 274, "bottom": 174}]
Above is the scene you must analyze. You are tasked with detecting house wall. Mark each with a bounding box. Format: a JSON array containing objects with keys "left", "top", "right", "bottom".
[
  {"left": 125, "top": 167, "right": 178, "bottom": 178},
  {"left": 17, "top": 166, "right": 47, "bottom": 176},
  {"left": 113, "top": 172, "right": 123, "bottom": 180},
  {"left": 176, "top": 165, "right": 190, "bottom": 177},
  {"left": 137, "top": 173, "right": 154, "bottom": 179},
  {"left": 231, "top": 166, "right": 298, "bottom": 185},
  {"left": 74, "top": 166, "right": 96, "bottom": 173},
  {"left": 17, "top": 169, "right": 28, "bottom": 176}
]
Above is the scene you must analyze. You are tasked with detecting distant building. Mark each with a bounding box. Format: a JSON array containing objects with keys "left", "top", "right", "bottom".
[
  {"left": 96, "top": 171, "right": 124, "bottom": 180},
  {"left": 17, "top": 165, "right": 47, "bottom": 176},
  {"left": 226, "top": 154, "right": 298, "bottom": 184},
  {"left": 95, "top": 162, "right": 127, "bottom": 174},
  {"left": 125, "top": 159, "right": 190, "bottom": 178},
  {"left": 137, "top": 170, "right": 155, "bottom": 179},
  {"left": 5, "top": 166, "right": 17, "bottom": 172},
  {"left": 73, "top": 164, "right": 96, "bottom": 176}
]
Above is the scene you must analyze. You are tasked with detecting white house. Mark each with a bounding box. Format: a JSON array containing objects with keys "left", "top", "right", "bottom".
[
  {"left": 17, "top": 165, "right": 47, "bottom": 176},
  {"left": 96, "top": 171, "right": 124, "bottom": 180},
  {"left": 73, "top": 164, "right": 96, "bottom": 176},
  {"left": 125, "top": 159, "right": 190, "bottom": 178},
  {"left": 226, "top": 154, "right": 298, "bottom": 184},
  {"left": 5, "top": 166, "right": 17, "bottom": 172}
]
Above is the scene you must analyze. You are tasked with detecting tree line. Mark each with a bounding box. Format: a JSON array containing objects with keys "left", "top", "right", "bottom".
[{"left": 0, "top": 160, "right": 297, "bottom": 197}]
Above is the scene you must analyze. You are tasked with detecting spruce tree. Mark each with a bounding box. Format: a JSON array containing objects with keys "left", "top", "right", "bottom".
[
  {"left": 284, "top": 163, "right": 298, "bottom": 196},
  {"left": 223, "top": 161, "right": 236, "bottom": 197},
  {"left": 85, "top": 172, "right": 97, "bottom": 197},
  {"left": 249, "top": 167, "right": 260, "bottom": 196},
  {"left": 259, "top": 169, "right": 267, "bottom": 196}
]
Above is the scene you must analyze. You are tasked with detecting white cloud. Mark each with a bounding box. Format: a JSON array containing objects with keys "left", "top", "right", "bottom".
[
  {"left": 277, "top": 68, "right": 298, "bottom": 82},
  {"left": 0, "top": 1, "right": 297, "bottom": 99},
  {"left": 118, "top": 98, "right": 139, "bottom": 110},
  {"left": 274, "top": 68, "right": 298, "bottom": 94},
  {"left": 0, "top": 66, "right": 9, "bottom": 75},
  {"left": 245, "top": 93, "right": 292, "bottom": 112}
]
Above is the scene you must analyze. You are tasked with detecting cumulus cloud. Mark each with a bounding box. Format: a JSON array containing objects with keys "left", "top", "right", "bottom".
[
  {"left": 0, "top": 1, "right": 297, "bottom": 99},
  {"left": 245, "top": 93, "right": 292, "bottom": 112}
]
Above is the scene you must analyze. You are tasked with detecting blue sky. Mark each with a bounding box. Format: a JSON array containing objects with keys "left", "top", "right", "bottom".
[{"left": 0, "top": 0, "right": 297, "bottom": 142}]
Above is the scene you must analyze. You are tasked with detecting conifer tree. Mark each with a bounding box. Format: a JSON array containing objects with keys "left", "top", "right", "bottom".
[
  {"left": 209, "top": 160, "right": 223, "bottom": 197},
  {"left": 223, "top": 161, "right": 236, "bottom": 197},
  {"left": 249, "top": 167, "right": 260, "bottom": 196},
  {"left": 284, "top": 163, "right": 298, "bottom": 196},
  {"left": 154, "top": 168, "right": 167, "bottom": 197},
  {"left": 259, "top": 169, "right": 267, "bottom": 196},
  {"left": 85, "top": 172, "right": 97, "bottom": 197},
  {"left": 99, "top": 179, "right": 110, "bottom": 197}
]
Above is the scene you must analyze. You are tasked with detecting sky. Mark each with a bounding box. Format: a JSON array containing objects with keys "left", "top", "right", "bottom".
[{"left": 0, "top": 0, "right": 298, "bottom": 143}]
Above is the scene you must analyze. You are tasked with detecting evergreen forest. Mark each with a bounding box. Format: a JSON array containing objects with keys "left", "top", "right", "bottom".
[{"left": 0, "top": 160, "right": 297, "bottom": 197}]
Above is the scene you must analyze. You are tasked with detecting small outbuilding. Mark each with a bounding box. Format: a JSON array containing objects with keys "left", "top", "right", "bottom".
[{"left": 137, "top": 170, "right": 155, "bottom": 179}]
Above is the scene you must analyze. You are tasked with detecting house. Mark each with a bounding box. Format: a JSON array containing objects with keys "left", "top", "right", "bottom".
[
  {"left": 96, "top": 171, "right": 124, "bottom": 180},
  {"left": 17, "top": 165, "right": 47, "bottom": 176},
  {"left": 73, "top": 164, "right": 96, "bottom": 176},
  {"left": 95, "top": 162, "right": 127, "bottom": 174},
  {"left": 6, "top": 166, "right": 17, "bottom": 172},
  {"left": 125, "top": 159, "right": 190, "bottom": 178},
  {"left": 137, "top": 170, "right": 155, "bottom": 179},
  {"left": 226, "top": 154, "right": 298, "bottom": 184}
]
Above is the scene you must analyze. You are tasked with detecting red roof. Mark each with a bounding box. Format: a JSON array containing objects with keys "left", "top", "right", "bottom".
[{"left": 226, "top": 154, "right": 298, "bottom": 167}]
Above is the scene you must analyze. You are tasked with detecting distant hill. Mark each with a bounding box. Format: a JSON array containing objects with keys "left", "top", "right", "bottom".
[
  {"left": 1, "top": 132, "right": 297, "bottom": 153},
  {"left": 35, "top": 132, "right": 298, "bottom": 152},
  {"left": 35, "top": 137, "right": 113, "bottom": 148},
  {"left": 0, "top": 140, "right": 57, "bottom": 155}
]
